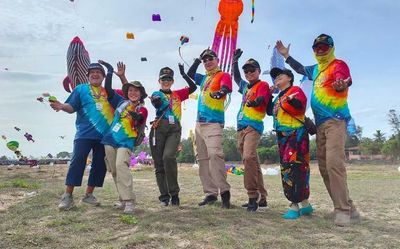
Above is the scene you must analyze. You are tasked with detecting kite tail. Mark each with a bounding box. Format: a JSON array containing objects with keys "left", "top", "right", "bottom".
[
  {"left": 222, "top": 34, "right": 231, "bottom": 72},
  {"left": 251, "top": 0, "right": 255, "bottom": 23},
  {"left": 226, "top": 32, "right": 237, "bottom": 74},
  {"left": 219, "top": 29, "right": 228, "bottom": 69},
  {"left": 178, "top": 47, "right": 190, "bottom": 67}
]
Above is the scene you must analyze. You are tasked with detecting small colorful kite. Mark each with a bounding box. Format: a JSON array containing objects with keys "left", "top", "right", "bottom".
[
  {"left": 180, "top": 35, "right": 189, "bottom": 46},
  {"left": 24, "top": 133, "right": 35, "bottom": 143},
  {"left": 126, "top": 32, "right": 135, "bottom": 39},
  {"left": 152, "top": 14, "right": 161, "bottom": 21}
]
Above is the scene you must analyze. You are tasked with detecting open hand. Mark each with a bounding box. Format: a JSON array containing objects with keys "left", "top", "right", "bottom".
[
  {"left": 276, "top": 40, "right": 291, "bottom": 59},
  {"left": 332, "top": 77, "right": 351, "bottom": 91},
  {"left": 115, "top": 62, "right": 126, "bottom": 78}
]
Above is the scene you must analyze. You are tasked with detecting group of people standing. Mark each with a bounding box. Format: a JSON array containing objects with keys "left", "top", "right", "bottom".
[{"left": 50, "top": 33, "right": 360, "bottom": 227}]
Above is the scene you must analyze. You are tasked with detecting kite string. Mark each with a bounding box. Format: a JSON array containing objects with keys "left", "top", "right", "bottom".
[{"left": 178, "top": 47, "right": 190, "bottom": 67}]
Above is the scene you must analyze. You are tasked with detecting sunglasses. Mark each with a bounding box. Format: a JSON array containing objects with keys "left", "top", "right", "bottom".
[
  {"left": 160, "top": 77, "right": 173, "bottom": 82},
  {"left": 312, "top": 44, "right": 331, "bottom": 53},
  {"left": 202, "top": 57, "right": 215, "bottom": 63},
  {"left": 244, "top": 68, "right": 257, "bottom": 74}
]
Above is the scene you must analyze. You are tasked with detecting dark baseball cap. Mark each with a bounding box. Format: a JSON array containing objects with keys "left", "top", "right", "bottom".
[
  {"left": 87, "top": 63, "right": 105, "bottom": 76},
  {"left": 201, "top": 49, "right": 217, "bottom": 59},
  {"left": 312, "top": 34, "right": 334, "bottom": 48},
  {"left": 159, "top": 67, "right": 174, "bottom": 79},
  {"left": 270, "top": 67, "right": 294, "bottom": 83},
  {"left": 242, "top": 58, "right": 261, "bottom": 69}
]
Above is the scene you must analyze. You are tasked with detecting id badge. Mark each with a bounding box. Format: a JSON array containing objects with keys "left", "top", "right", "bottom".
[
  {"left": 112, "top": 123, "right": 122, "bottom": 132},
  {"left": 168, "top": 115, "right": 175, "bottom": 124},
  {"left": 95, "top": 102, "right": 103, "bottom": 111}
]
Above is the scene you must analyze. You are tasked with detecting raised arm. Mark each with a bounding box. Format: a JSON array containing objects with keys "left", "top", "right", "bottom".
[
  {"left": 115, "top": 61, "right": 129, "bottom": 85},
  {"left": 276, "top": 40, "right": 307, "bottom": 76},
  {"left": 98, "top": 60, "right": 115, "bottom": 99},
  {"left": 232, "top": 49, "right": 243, "bottom": 86},
  {"left": 187, "top": 58, "right": 201, "bottom": 80},
  {"left": 179, "top": 63, "right": 197, "bottom": 94}
]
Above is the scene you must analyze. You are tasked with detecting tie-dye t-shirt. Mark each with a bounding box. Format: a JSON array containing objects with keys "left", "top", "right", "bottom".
[
  {"left": 194, "top": 71, "right": 232, "bottom": 124},
  {"left": 237, "top": 80, "right": 270, "bottom": 134},
  {"left": 102, "top": 95, "right": 148, "bottom": 150},
  {"left": 273, "top": 86, "right": 307, "bottom": 132},
  {"left": 303, "top": 59, "right": 351, "bottom": 126},
  {"left": 151, "top": 88, "right": 189, "bottom": 124},
  {"left": 66, "top": 84, "right": 118, "bottom": 140}
]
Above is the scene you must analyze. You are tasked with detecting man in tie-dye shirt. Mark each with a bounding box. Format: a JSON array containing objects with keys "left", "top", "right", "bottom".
[
  {"left": 51, "top": 63, "right": 119, "bottom": 211},
  {"left": 188, "top": 49, "right": 232, "bottom": 209},
  {"left": 232, "top": 49, "right": 270, "bottom": 212},
  {"left": 276, "top": 34, "right": 359, "bottom": 226}
]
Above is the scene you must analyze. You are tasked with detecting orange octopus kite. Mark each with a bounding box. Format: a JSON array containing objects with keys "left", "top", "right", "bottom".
[{"left": 211, "top": 0, "right": 255, "bottom": 72}]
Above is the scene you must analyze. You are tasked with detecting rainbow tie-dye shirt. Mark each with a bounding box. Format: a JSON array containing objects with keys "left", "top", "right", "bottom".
[
  {"left": 151, "top": 88, "right": 189, "bottom": 124},
  {"left": 194, "top": 71, "right": 232, "bottom": 124},
  {"left": 66, "top": 84, "right": 117, "bottom": 140},
  {"left": 237, "top": 80, "right": 270, "bottom": 134},
  {"left": 304, "top": 59, "right": 351, "bottom": 126},
  {"left": 273, "top": 86, "right": 307, "bottom": 133},
  {"left": 102, "top": 97, "right": 148, "bottom": 150}
]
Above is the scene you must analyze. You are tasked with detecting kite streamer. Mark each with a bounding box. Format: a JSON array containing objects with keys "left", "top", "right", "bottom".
[{"left": 251, "top": 0, "right": 255, "bottom": 23}]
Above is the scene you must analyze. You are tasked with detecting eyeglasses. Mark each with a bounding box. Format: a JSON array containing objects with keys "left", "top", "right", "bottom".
[
  {"left": 244, "top": 68, "right": 256, "bottom": 74},
  {"left": 202, "top": 57, "right": 215, "bottom": 63},
  {"left": 312, "top": 44, "right": 331, "bottom": 53}
]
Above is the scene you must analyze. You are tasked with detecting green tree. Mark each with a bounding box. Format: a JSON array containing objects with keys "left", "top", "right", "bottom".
[
  {"left": 57, "top": 151, "right": 71, "bottom": 158},
  {"left": 222, "top": 127, "right": 241, "bottom": 161},
  {"left": 310, "top": 138, "right": 317, "bottom": 160},
  {"left": 177, "top": 138, "right": 195, "bottom": 163},
  {"left": 388, "top": 109, "right": 400, "bottom": 134},
  {"left": 257, "top": 145, "right": 279, "bottom": 164}
]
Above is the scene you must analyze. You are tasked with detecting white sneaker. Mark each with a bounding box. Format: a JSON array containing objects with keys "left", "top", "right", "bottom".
[{"left": 58, "top": 193, "right": 74, "bottom": 211}]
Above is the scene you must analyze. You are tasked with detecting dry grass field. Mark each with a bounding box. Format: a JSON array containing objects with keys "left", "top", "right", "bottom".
[{"left": 1, "top": 163, "right": 399, "bottom": 249}]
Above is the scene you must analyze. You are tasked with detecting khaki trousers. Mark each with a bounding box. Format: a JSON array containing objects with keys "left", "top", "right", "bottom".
[
  {"left": 104, "top": 145, "right": 136, "bottom": 201},
  {"left": 237, "top": 126, "right": 268, "bottom": 199},
  {"left": 195, "top": 122, "right": 230, "bottom": 196},
  {"left": 316, "top": 119, "right": 355, "bottom": 212}
]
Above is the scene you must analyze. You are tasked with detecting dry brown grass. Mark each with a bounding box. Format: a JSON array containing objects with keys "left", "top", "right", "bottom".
[{"left": 0, "top": 163, "right": 399, "bottom": 249}]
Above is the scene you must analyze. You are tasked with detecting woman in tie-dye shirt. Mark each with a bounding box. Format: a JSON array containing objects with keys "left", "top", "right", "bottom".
[
  {"left": 149, "top": 64, "right": 197, "bottom": 207},
  {"left": 100, "top": 61, "right": 148, "bottom": 214},
  {"left": 269, "top": 67, "right": 313, "bottom": 220}
]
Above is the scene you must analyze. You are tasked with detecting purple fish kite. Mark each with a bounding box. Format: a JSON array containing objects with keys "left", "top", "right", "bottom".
[{"left": 63, "top": 36, "right": 91, "bottom": 92}]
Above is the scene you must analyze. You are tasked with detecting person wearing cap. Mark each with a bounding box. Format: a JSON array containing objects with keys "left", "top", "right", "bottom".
[
  {"left": 98, "top": 61, "right": 148, "bottom": 214},
  {"left": 187, "top": 49, "right": 233, "bottom": 208},
  {"left": 267, "top": 67, "right": 313, "bottom": 219},
  {"left": 276, "top": 34, "right": 359, "bottom": 226},
  {"left": 50, "top": 62, "right": 120, "bottom": 211},
  {"left": 149, "top": 64, "right": 197, "bottom": 207},
  {"left": 231, "top": 49, "right": 270, "bottom": 212}
]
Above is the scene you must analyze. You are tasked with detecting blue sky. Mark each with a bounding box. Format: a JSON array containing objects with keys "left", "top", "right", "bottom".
[{"left": 0, "top": 0, "right": 399, "bottom": 157}]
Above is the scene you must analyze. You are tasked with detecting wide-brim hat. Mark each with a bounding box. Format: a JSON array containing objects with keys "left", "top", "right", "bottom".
[{"left": 122, "top": 81, "right": 148, "bottom": 100}]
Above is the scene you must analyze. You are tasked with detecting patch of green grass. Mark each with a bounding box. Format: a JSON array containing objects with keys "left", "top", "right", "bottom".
[
  {"left": 0, "top": 178, "right": 41, "bottom": 189},
  {"left": 120, "top": 214, "right": 138, "bottom": 225}
]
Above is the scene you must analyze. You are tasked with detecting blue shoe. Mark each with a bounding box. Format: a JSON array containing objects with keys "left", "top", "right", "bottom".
[
  {"left": 282, "top": 209, "right": 300, "bottom": 219},
  {"left": 299, "top": 204, "right": 314, "bottom": 216}
]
